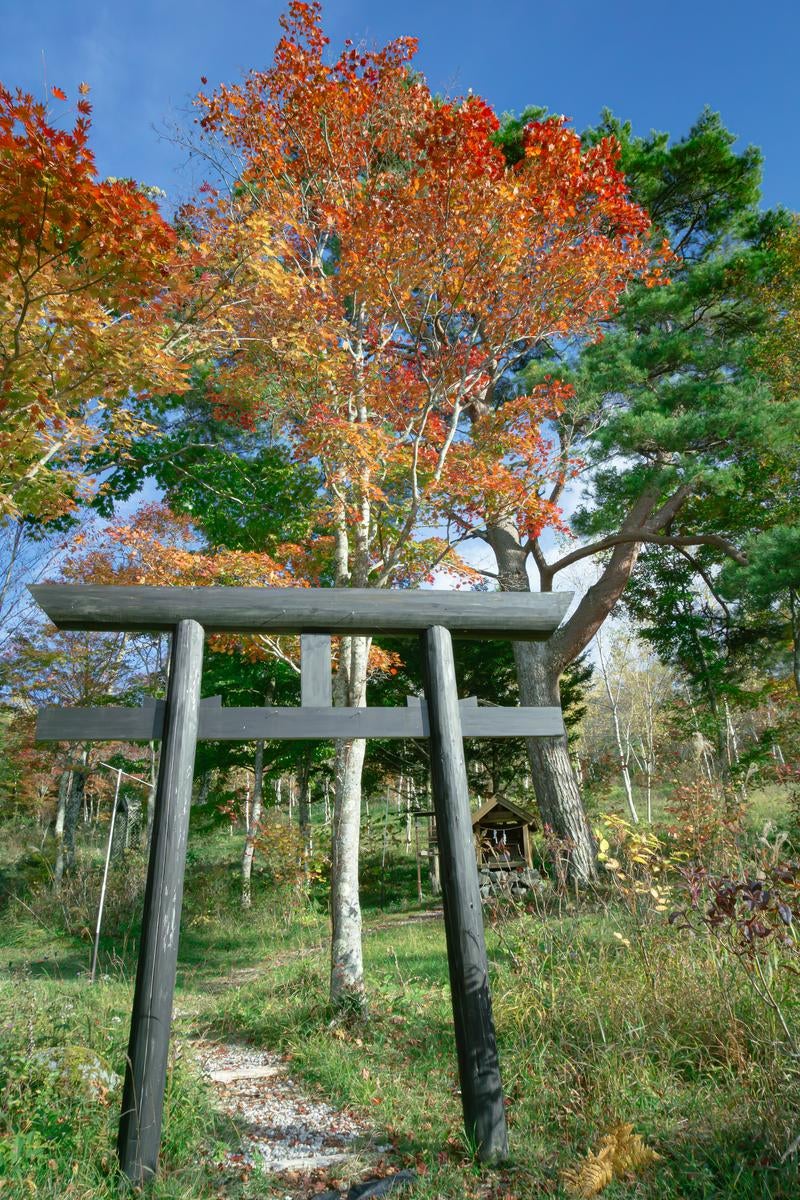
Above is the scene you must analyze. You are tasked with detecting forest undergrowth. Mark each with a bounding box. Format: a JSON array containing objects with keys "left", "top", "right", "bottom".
[{"left": 0, "top": 789, "right": 798, "bottom": 1200}]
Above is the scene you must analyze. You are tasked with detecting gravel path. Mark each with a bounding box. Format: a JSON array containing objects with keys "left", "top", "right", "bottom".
[{"left": 195, "top": 1039, "right": 386, "bottom": 1176}]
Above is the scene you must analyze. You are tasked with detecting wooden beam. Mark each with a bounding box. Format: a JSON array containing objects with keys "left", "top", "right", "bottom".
[
  {"left": 29, "top": 584, "right": 571, "bottom": 641},
  {"left": 420, "top": 624, "right": 509, "bottom": 1164},
  {"left": 36, "top": 702, "right": 565, "bottom": 742},
  {"left": 301, "top": 634, "right": 332, "bottom": 706},
  {"left": 35, "top": 696, "right": 223, "bottom": 742},
  {"left": 117, "top": 620, "right": 204, "bottom": 1185}
]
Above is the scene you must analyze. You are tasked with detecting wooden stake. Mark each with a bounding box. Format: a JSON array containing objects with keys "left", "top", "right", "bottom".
[
  {"left": 117, "top": 619, "right": 204, "bottom": 1185},
  {"left": 420, "top": 625, "right": 509, "bottom": 1164}
]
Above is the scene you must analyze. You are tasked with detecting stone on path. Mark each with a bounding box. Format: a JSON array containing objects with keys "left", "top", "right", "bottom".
[{"left": 195, "top": 1040, "right": 388, "bottom": 1177}]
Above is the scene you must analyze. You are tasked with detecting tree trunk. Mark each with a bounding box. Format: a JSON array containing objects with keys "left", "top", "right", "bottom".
[
  {"left": 111, "top": 797, "right": 130, "bottom": 861},
  {"left": 54, "top": 767, "right": 72, "bottom": 889},
  {"left": 65, "top": 766, "right": 86, "bottom": 872},
  {"left": 512, "top": 641, "right": 598, "bottom": 881},
  {"left": 56, "top": 750, "right": 87, "bottom": 884},
  {"left": 789, "top": 589, "right": 800, "bottom": 696},
  {"left": 146, "top": 741, "right": 157, "bottom": 845},
  {"left": 331, "top": 735, "right": 368, "bottom": 1009},
  {"left": 488, "top": 523, "right": 597, "bottom": 881},
  {"left": 127, "top": 794, "right": 144, "bottom": 849},
  {"left": 298, "top": 755, "right": 312, "bottom": 856},
  {"left": 241, "top": 740, "right": 265, "bottom": 909},
  {"left": 596, "top": 634, "right": 639, "bottom": 824},
  {"left": 196, "top": 770, "right": 211, "bottom": 806},
  {"left": 329, "top": 633, "right": 369, "bottom": 1013}
]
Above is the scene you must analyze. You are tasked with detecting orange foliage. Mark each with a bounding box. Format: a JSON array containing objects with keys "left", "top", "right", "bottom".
[
  {"left": 0, "top": 84, "right": 196, "bottom": 521},
  {"left": 63, "top": 503, "right": 402, "bottom": 678},
  {"left": 185, "top": 2, "right": 658, "bottom": 583}
]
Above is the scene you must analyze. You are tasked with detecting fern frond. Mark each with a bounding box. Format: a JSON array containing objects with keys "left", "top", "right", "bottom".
[
  {"left": 561, "top": 1146, "right": 615, "bottom": 1197},
  {"left": 602, "top": 1122, "right": 661, "bottom": 1174},
  {"left": 561, "top": 1123, "right": 660, "bottom": 1197}
]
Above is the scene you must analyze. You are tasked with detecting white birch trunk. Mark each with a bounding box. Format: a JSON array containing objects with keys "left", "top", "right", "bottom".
[
  {"left": 146, "top": 741, "right": 157, "bottom": 845},
  {"left": 329, "top": 631, "right": 370, "bottom": 1012},
  {"left": 54, "top": 767, "right": 72, "bottom": 889},
  {"left": 241, "top": 740, "right": 265, "bottom": 909},
  {"left": 596, "top": 634, "right": 639, "bottom": 824}
]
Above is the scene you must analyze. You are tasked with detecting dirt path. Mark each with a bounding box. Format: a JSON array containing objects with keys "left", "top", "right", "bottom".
[
  {"left": 193, "top": 1038, "right": 396, "bottom": 1192},
  {"left": 188, "top": 914, "right": 439, "bottom": 1193}
]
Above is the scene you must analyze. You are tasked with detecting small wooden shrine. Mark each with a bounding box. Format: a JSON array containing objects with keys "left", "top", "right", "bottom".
[{"left": 472, "top": 796, "right": 538, "bottom": 869}]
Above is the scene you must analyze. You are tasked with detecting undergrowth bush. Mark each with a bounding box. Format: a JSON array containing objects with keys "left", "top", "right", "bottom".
[
  {"left": 1, "top": 802, "right": 798, "bottom": 1199},
  {"left": 0, "top": 980, "right": 222, "bottom": 1198}
]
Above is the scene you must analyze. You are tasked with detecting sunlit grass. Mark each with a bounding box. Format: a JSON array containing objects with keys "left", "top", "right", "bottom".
[{"left": 1, "top": 800, "right": 799, "bottom": 1198}]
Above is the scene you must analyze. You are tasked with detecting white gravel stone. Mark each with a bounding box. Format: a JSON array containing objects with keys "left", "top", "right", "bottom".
[{"left": 195, "top": 1040, "right": 376, "bottom": 1174}]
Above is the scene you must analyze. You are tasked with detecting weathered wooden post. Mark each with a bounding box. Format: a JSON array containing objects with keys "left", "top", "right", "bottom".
[
  {"left": 30, "top": 584, "right": 572, "bottom": 1176},
  {"left": 301, "top": 634, "right": 332, "bottom": 706},
  {"left": 117, "top": 619, "right": 204, "bottom": 1185},
  {"left": 420, "top": 624, "right": 509, "bottom": 1163}
]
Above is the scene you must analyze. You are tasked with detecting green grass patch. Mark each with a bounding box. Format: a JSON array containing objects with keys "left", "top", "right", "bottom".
[{"left": 1, "top": 798, "right": 799, "bottom": 1199}]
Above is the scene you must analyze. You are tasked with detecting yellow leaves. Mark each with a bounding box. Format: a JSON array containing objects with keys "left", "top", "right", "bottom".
[
  {"left": 561, "top": 1124, "right": 660, "bottom": 1197},
  {"left": 562, "top": 1149, "right": 614, "bottom": 1197},
  {"left": 180, "top": 9, "right": 654, "bottom": 576},
  {"left": 596, "top": 813, "right": 677, "bottom": 918},
  {"left": 0, "top": 84, "right": 190, "bottom": 522}
]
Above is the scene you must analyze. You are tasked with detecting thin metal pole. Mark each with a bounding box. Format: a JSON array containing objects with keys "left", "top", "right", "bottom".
[
  {"left": 90, "top": 769, "right": 122, "bottom": 984},
  {"left": 117, "top": 619, "right": 204, "bottom": 1186},
  {"left": 97, "top": 761, "right": 151, "bottom": 785},
  {"left": 420, "top": 624, "right": 509, "bottom": 1164}
]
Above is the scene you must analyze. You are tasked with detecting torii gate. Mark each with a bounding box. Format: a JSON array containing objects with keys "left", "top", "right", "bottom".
[{"left": 30, "top": 584, "right": 571, "bottom": 1185}]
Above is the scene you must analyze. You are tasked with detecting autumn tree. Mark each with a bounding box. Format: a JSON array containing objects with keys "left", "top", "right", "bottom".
[
  {"left": 0, "top": 83, "right": 196, "bottom": 525},
  {"left": 0, "top": 621, "right": 146, "bottom": 881},
  {"left": 464, "top": 109, "right": 800, "bottom": 878},
  {"left": 183, "top": 2, "right": 653, "bottom": 1007}
]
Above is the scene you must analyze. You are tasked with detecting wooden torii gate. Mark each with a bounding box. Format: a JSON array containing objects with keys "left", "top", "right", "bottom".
[{"left": 30, "top": 584, "right": 571, "bottom": 1185}]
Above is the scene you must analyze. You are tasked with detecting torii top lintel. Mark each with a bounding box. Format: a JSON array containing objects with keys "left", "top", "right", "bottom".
[{"left": 28, "top": 585, "right": 572, "bottom": 641}]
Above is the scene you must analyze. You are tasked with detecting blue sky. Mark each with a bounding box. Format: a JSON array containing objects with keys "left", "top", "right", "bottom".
[{"left": 3, "top": 1, "right": 798, "bottom": 212}]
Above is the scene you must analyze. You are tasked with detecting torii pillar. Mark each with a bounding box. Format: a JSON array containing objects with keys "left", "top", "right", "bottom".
[{"left": 30, "top": 584, "right": 571, "bottom": 1181}]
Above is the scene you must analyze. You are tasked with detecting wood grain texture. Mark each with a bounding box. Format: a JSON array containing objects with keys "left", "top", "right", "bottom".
[
  {"left": 36, "top": 696, "right": 222, "bottom": 742},
  {"left": 29, "top": 584, "right": 571, "bottom": 640},
  {"left": 117, "top": 620, "right": 204, "bottom": 1185},
  {"left": 301, "top": 634, "right": 332, "bottom": 706},
  {"left": 420, "top": 625, "right": 509, "bottom": 1163},
  {"left": 36, "top": 702, "right": 565, "bottom": 742}
]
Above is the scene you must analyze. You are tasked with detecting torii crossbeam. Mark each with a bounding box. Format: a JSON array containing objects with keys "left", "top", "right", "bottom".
[{"left": 30, "top": 584, "right": 572, "bottom": 1184}]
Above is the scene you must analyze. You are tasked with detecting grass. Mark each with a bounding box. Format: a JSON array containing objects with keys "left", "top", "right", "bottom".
[
  {"left": 1, "top": 796, "right": 799, "bottom": 1199},
  {"left": 584, "top": 779, "right": 795, "bottom": 833},
  {"left": 204, "top": 907, "right": 800, "bottom": 1199}
]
